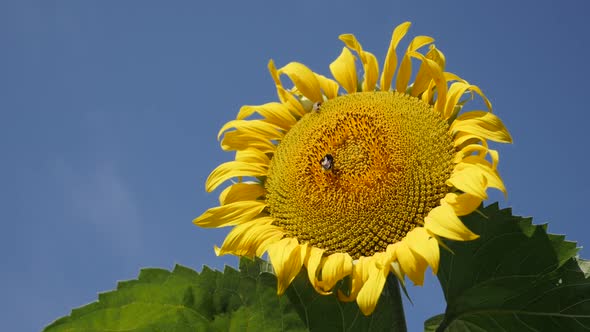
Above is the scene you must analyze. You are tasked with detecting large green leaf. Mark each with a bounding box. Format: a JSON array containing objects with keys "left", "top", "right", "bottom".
[
  {"left": 44, "top": 258, "right": 306, "bottom": 332},
  {"left": 426, "top": 203, "right": 590, "bottom": 331},
  {"left": 285, "top": 268, "right": 405, "bottom": 331}
]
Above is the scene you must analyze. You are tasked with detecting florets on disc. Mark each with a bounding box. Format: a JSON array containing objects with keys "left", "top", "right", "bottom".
[{"left": 266, "top": 92, "right": 455, "bottom": 258}]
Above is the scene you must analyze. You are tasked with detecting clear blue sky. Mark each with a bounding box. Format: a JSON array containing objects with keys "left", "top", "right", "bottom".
[{"left": 2, "top": 1, "right": 589, "bottom": 331}]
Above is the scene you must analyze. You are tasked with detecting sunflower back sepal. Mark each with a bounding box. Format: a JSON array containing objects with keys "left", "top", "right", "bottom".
[{"left": 428, "top": 203, "right": 589, "bottom": 331}]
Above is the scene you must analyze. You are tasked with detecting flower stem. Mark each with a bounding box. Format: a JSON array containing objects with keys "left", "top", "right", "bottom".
[{"left": 386, "top": 273, "right": 408, "bottom": 332}]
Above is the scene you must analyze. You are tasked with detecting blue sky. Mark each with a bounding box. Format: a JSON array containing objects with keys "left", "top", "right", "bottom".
[{"left": 2, "top": 1, "right": 589, "bottom": 331}]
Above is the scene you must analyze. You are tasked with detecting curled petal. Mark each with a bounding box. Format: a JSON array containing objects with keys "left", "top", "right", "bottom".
[
  {"left": 339, "top": 34, "right": 379, "bottom": 91},
  {"left": 424, "top": 204, "right": 479, "bottom": 241},
  {"left": 396, "top": 35, "right": 434, "bottom": 93},
  {"left": 408, "top": 51, "right": 447, "bottom": 115},
  {"left": 330, "top": 47, "right": 357, "bottom": 94},
  {"left": 279, "top": 62, "right": 323, "bottom": 103},
  {"left": 314, "top": 73, "right": 339, "bottom": 100},
  {"left": 304, "top": 246, "right": 325, "bottom": 291}
]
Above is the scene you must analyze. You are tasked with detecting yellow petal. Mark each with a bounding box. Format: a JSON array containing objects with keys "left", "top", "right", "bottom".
[
  {"left": 395, "top": 35, "right": 434, "bottom": 93},
  {"left": 380, "top": 22, "right": 411, "bottom": 91},
  {"left": 338, "top": 34, "right": 379, "bottom": 91},
  {"left": 424, "top": 204, "right": 479, "bottom": 241},
  {"left": 193, "top": 200, "right": 266, "bottom": 228},
  {"left": 206, "top": 161, "right": 268, "bottom": 192},
  {"left": 446, "top": 166, "right": 488, "bottom": 199},
  {"left": 411, "top": 45, "right": 445, "bottom": 97},
  {"left": 337, "top": 256, "right": 370, "bottom": 302},
  {"left": 304, "top": 246, "right": 325, "bottom": 290},
  {"left": 237, "top": 103, "right": 297, "bottom": 130},
  {"left": 451, "top": 110, "right": 513, "bottom": 143},
  {"left": 329, "top": 47, "right": 357, "bottom": 94},
  {"left": 220, "top": 130, "right": 276, "bottom": 153},
  {"left": 356, "top": 259, "right": 388, "bottom": 315},
  {"left": 216, "top": 218, "right": 283, "bottom": 257},
  {"left": 315, "top": 73, "right": 339, "bottom": 100},
  {"left": 443, "top": 192, "right": 483, "bottom": 217},
  {"left": 235, "top": 149, "right": 270, "bottom": 165},
  {"left": 218, "top": 119, "right": 283, "bottom": 141},
  {"left": 405, "top": 227, "right": 440, "bottom": 274},
  {"left": 408, "top": 51, "right": 447, "bottom": 115},
  {"left": 267, "top": 238, "right": 304, "bottom": 295},
  {"left": 444, "top": 83, "right": 492, "bottom": 120},
  {"left": 219, "top": 182, "right": 265, "bottom": 205},
  {"left": 276, "top": 85, "right": 306, "bottom": 117},
  {"left": 279, "top": 62, "right": 323, "bottom": 103},
  {"left": 267, "top": 59, "right": 281, "bottom": 86},
  {"left": 458, "top": 156, "right": 506, "bottom": 195},
  {"left": 318, "top": 252, "right": 353, "bottom": 292},
  {"left": 396, "top": 240, "right": 427, "bottom": 285}
]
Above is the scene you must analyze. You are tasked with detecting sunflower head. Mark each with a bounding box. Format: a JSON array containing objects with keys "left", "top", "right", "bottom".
[{"left": 194, "top": 22, "right": 512, "bottom": 315}]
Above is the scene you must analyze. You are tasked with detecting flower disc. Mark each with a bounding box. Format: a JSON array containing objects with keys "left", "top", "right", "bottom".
[{"left": 266, "top": 91, "right": 456, "bottom": 259}]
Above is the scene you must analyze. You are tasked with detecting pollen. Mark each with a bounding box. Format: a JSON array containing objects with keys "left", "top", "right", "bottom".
[{"left": 265, "top": 91, "right": 455, "bottom": 259}]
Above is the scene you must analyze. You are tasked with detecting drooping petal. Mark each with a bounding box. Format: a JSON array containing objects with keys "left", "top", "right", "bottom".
[
  {"left": 405, "top": 227, "right": 440, "bottom": 274},
  {"left": 458, "top": 156, "right": 507, "bottom": 195},
  {"left": 329, "top": 47, "right": 357, "bottom": 94},
  {"left": 337, "top": 256, "right": 370, "bottom": 302},
  {"left": 446, "top": 165, "right": 488, "bottom": 199},
  {"left": 380, "top": 22, "right": 411, "bottom": 91},
  {"left": 356, "top": 257, "right": 389, "bottom": 315},
  {"left": 193, "top": 200, "right": 266, "bottom": 228},
  {"left": 396, "top": 240, "right": 428, "bottom": 285},
  {"left": 267, "top": 238, "right": 304, "bottom": 295},
  {"left": 443, "top": 192, "right": 483, "bottom": 216},
  {"left": 451, "top": 110, "right": 513, "bottom": 143},
  {"left": 206, "top": 161, "right": 268, "bottom": 192},
  {"left": 424, "top": 204, "right": 479, "bottom": 241},
  {"left": 279, "top": 62, "right": 324, "bottom": 103},
  {"left": 219, "top": 182, "right": 265, "bottom": 205},
  {"left": 318, "top": 252, "right": 353, "bottom": 293},
  {"left": 304, "top": 246, "right": 325, "bottom": 290}
]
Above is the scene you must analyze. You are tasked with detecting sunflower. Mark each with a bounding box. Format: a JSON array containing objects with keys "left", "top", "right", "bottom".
[{"left": 194, "top": 22, "right": 512, "bottom": 315}]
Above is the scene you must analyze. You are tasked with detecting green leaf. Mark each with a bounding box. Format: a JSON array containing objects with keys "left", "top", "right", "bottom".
[
  {"left": 285, "top": 268, "right": 405, "bottom": 331},
  {"left": 429, "top": 203, "right": 590, "bottom": 331},
  {"left": 44, "top": 258, "right": 306, "bottom": 332}
]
